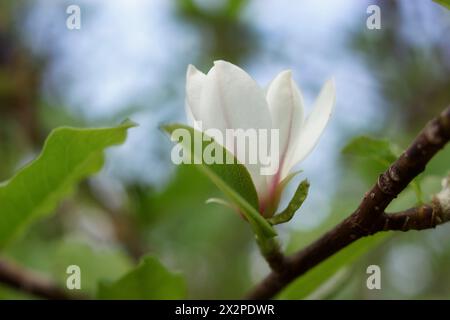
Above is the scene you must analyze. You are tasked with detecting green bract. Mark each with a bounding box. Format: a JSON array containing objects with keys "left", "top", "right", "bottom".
[{"left": 162, "top": 124, "right": 276, "bottom": 239}]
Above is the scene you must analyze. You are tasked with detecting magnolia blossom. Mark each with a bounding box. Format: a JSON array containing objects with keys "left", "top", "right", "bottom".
[{"left": 185, "top": 60, "right": 336, "bottom": 214}]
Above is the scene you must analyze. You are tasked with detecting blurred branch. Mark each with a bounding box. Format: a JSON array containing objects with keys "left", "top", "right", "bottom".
[
  {"left": 247, "top": 105, "right": 450, "bottom": 299},
  {"left": 0, "top": 258, "right": 82, "bottom": 300}
]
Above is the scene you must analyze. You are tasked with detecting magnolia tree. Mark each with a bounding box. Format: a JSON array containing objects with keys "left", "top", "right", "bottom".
[{"left": 0, "top": 60, "right": 449, "bottom": 300}]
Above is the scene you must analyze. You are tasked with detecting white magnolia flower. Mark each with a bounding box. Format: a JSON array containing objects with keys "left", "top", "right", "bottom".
[{"left": 185, "top": 60, "right": 336, "bottom": 215}]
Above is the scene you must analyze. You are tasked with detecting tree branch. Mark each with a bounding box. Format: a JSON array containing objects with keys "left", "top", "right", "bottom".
[
  {"left": 0, "top": 258, "right": 80, "bottom": 300},
  {"left": 380, "top": 205, "right": 449, "bottom": 232},
  {"left": 247, "top": 105, "right": 450, "bottom": 300}
]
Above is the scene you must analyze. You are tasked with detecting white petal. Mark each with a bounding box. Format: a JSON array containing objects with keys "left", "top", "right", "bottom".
[
  {"left": 185, "top": 100, "right": 200, "bottom": 130},
  {"left": 197, "top": 60, "right": 272, "bottom": 130},
  {"left": 199, "top": 60, "right": 273, "bottom": 198},
  {"left": 185, "top": 64, "right": 206, "bottom": 127},
  {"left": 288, "top": 78, "right": 336, "bottom": 169},
  {"left": 265, "top": 70, "right": 304, "bottom": 181}
]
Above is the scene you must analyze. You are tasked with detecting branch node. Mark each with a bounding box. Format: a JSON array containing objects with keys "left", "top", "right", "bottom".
[
  {"left": 424, "top": 123, "right": 443, "bottom": 145},
  {"left": 388, "top": 166, "right": 401, "bottom": 182},
  {"left": 377, "top": 173, "right": 397, "bottom": 196}
]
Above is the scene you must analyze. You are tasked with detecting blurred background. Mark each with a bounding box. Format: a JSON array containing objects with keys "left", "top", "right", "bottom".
[{"left": 0, "top": 0, "right": 450, "bottom": 299}]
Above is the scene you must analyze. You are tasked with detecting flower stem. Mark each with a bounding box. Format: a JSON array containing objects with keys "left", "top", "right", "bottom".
[{"left": 256, "top": 236, "right": 286, "bottom": 274}]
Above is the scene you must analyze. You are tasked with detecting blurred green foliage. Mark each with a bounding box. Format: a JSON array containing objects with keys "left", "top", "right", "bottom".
[
  {"left": 434, "top": 0, "right": 450, "bottom": 10},
  {"left": 98, "top": 256, "right": 187, "bottom": 299}
]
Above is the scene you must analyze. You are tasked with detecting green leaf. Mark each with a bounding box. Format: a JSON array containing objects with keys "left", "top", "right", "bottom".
[
  {"left": 434, "top": 0, "right": 450, "bottom": 9},
  {"left": 268, "top": 179, "right": 309, "bottom": 225},
  {"left": 162, "top": 124, "right": 276, "bottom": 239},
  {"left": 387, "top": 175, "right": 442, "bottom": 212},
  {"left": 342, "top": 136, "right": 398, "bottom": 167},
  {"left": 97, "top": 256, "right": 187, "bottom": 299},
  {"left": 0, "top": 121, "right": 135, "bottom": 248},
  {"left": 343, "top": 135, "right": 423, "bottom": 203},
  {"left": 277, "top": 232, "right": 389, "bottom": 299}
]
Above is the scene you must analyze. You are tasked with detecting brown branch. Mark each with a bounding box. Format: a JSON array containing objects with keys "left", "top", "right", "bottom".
[
  {"left": 247, "top": 105, "right": 450, "bottom": 299},
  {"left": 381, "top": 177, "right": 450, "bottom": 232},
  {"left": 0, "top": 258, "right": 81, "bottom": 300},
  {"left": 259, "top": 238, "right": 287, "bottom": 274},
  {"left": 381, "top": 204, "right": 448, "bottom": 232}
]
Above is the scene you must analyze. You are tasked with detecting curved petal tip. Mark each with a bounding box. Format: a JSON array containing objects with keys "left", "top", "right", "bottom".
[{"left": 186, "top": 64, "right": 204, "bottom": 78}]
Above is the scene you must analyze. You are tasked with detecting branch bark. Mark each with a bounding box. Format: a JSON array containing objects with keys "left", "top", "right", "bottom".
[
  {"left": 0, "top": 258, "right": 80, "bottom": 300},
  {"left": 380, "top": 203, "right": 450, "bottom": 232},
  {"left": 247, "top": 105, "right": 450, "bottom": 300}
]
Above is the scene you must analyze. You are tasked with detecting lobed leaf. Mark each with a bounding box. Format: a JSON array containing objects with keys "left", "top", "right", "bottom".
[{"left": 0, "top": 121, "right": 135, "bottom": 248}]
